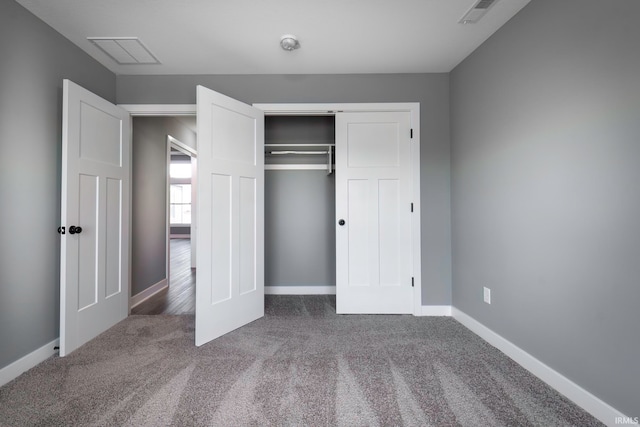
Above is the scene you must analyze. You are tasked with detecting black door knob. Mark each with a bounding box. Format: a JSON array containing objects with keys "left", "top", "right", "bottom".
[
  {"left": 68, "top": 225, "right": 83, "bottom": 234},
  {"left": 338, "top": 219, "right": 346, "bottom": 226}
]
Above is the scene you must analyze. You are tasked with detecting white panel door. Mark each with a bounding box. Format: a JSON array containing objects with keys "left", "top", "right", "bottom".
[
  {"left": 60, "top": 79, "right": 130, "bottom": 356},
  {"left": 195, "top": 86, "right": 264, "bottom": 346},
  {"left": 335, "top": 112, "right": 413, "bottom": 313}
]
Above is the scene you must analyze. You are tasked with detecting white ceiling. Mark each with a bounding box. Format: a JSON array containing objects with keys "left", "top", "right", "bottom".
[{"left": 17, "top": 0, "right": 530, "bottom": 75}]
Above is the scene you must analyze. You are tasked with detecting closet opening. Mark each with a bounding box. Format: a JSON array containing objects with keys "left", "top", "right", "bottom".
[{"left": 264, "top": 115, "right": 337, "bottom": 295}]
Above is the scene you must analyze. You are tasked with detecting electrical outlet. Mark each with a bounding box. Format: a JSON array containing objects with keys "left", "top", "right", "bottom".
[{"left": 483, "top": 287, "right": 491, "bottom": 304}]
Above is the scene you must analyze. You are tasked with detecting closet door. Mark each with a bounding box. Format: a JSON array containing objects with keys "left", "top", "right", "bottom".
[
  {"left": 335, "top": 112, "right": 413, "bottom": 314},
  {"left": 195, "top": 85, "right": 264, "bottom": 346}
]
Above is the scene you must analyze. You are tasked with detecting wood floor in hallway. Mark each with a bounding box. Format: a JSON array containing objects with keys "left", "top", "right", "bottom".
[{"left": 131, "top": 238, "right": 195, "bottom": 315}]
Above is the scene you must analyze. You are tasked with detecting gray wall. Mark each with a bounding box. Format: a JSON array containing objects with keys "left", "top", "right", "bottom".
[
  {"left": 132, "top": 117, "right": 196, "bottom": 296},
  {"left": 450, "top": 0, "right": 640, "bottom": 415},
  {"left": 266, "top": 171, "right": 335, "bottom": 287},
  {"left": 118, "top": 73, "right": 452, "bottom": 305},
  {"left": 0, "top": 1, "right": 116, "bottom": 370}
]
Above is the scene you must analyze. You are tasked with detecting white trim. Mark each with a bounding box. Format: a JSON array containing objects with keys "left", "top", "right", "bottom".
[
  {"left": 0, "top": 339, "right": 59, "bottom": 387},
  {"left": 168, "top": 135, "right": 197, "bottom": 157},
  {"left": 254, "top": 102, "right": 419, "bottom": 115},
  {"left": 265, "top": 286, "right": 336, "bottom": 295},
  {"left": 119, "top": 104, "right": 196, "bottom": 116},
  {"left": 165, "top": 138, "right": 171, "bottom": 292},
  {"left": 452, "top": 307, "right": 631, "bottom": 426},
  {"left": 419, "top": 305, "right": 452, "bottom": 316},
  {"left": 408, "top": 105, "right": 421, "bottom": 316},
  {"left": 130, "top": 278, "right": 168, "bottom": 309}
]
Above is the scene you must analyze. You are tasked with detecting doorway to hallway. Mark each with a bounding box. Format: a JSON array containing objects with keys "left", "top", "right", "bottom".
[{"left": 131, "top": 238, "right": 195, "bottom": 315}]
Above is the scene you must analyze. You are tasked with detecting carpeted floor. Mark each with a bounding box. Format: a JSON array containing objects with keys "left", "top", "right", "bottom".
[{"left": 0, "top": 295, "right": 602, "bottom": 426}]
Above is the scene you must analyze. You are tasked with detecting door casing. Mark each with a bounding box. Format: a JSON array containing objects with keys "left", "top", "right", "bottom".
[{"left": 120, "top": 102, "right": 422, "bottom": 315}]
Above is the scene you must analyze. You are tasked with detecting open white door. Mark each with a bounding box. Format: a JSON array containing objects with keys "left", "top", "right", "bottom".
[
  {"left": 60, "top": 80, "right": 130, "bottom": 356},
  {"left": 195, "top": 86, "right": 264, "bottom": 346},
  {"left": 335, "top": 112, "right": 414, "bottom": 314}
]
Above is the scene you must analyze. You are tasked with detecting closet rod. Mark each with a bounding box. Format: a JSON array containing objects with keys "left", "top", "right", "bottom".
[
  {"left": 264, "top": 143, "right": 334, "bottom": 175},
  {"left": 268, "top": 150, "right": 328, "bottom": 155},
  {"left": 265, "top": 143, "right": 335, "bottom": 147}
]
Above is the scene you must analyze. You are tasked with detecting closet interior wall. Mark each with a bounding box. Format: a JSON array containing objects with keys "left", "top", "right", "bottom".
[{"left": 265, "top": 116, "right": 336, "bottom": 290}]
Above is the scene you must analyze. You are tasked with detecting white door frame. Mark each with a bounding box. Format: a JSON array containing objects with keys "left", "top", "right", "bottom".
[{"left": 119, "top": 102, "right": 422, "bottom": 316}]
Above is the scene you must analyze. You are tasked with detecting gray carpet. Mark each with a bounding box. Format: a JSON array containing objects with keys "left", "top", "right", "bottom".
[{"left": 0, "top": 296, "right": 602, "bottom": 426}]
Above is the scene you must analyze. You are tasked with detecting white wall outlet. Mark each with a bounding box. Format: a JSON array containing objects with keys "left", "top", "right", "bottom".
[{"left": 483, "top": 287, "right": 491, "bottom": 304}]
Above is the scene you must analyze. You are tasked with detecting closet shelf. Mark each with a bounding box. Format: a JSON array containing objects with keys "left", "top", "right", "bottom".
[{"left": 265, "top": 143, "right": 335, "bottom": 175}]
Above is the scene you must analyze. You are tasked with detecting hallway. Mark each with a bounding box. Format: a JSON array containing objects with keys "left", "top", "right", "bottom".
[{"left": 131, "top": 239, "right": 195, "bottom": 315}]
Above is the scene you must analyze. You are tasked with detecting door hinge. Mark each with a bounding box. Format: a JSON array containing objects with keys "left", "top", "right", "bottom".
[
  {"left": 410, "top": 128, "right": 413, "bottom": 139},
  {"left": 411, "top": 277, "right": 415, "bottom": 287},
  {"left": 410, "top": 203, "right": 414, "bottom": 213}
]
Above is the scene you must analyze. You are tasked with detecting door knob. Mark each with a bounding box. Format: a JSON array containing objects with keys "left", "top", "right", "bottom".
[
  {"left": 68, "top": 225, "right": 83, "bottom": 234},
  {"left": 338, "top": 219, "right": 346, "bottom": 226}
]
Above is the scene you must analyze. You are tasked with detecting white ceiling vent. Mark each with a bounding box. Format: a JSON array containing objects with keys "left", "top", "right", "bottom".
[
  {"left": 88, "top": 37, "right": 160, "bottom": 64},
  {"left": 459, "top": 0, "right": 499, "bottom": 24}
]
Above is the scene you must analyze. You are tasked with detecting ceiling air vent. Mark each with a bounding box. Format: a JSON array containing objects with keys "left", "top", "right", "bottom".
[
  {"left": 459, "top": 0, "right": 499, "bottom": 24},
  {"left": 88, "top": 37, "right": 160, "bottom": 65}
]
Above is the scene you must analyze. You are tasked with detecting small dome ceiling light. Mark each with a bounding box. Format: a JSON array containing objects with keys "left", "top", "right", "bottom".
[{"left": 280, "top": 34, "right": 300, "bottom": 51}]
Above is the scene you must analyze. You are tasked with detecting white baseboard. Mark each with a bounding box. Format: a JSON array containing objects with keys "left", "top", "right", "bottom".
[
  {"left": 130, "top": 278, "right": 168, "bottom": 309},
  {"left": 0, "top": 338, "right": 59, "bottom": 387},
  {"left": 452, "top": 308, "right": 631, "bottom": 426},
  {"left": 265, "top": 286, "right": 336, "bottom": 295},
  {"left": 419, "top": 305, "right": 452, "bottom": 316}
]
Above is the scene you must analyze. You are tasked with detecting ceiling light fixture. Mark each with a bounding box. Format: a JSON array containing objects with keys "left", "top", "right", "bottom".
[{"left": 280, "top": 34, "right": 300, "bottom": 51}]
